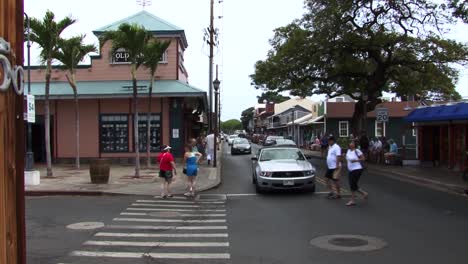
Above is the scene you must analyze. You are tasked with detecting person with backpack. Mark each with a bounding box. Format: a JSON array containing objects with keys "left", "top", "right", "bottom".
[
  {"left": 345, "top": 140, "right": 369, "bottom": 206},
  {"left": 156, "top": 145, "right": 177, "bottom": 198}
]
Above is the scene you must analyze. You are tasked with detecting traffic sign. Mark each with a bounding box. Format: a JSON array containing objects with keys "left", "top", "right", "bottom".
[
  {"left": 24, "top": 94, "right": 35, "bottom": 123},
  {"left": 376, "top": 107, "right": 389, "bottom": 123}
]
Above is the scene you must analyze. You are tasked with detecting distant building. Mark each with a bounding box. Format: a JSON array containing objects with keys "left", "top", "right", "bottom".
[{"left": 27, "top": 11, "right": 208, "bottom": 161}]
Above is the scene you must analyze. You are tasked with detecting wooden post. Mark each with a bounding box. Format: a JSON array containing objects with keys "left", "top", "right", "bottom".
[{"left": 0, "top": 0, "right": 26, "bottom": 263}]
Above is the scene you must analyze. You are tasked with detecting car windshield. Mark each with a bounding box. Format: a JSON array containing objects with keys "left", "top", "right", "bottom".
[
  {"left": 229, "top": 135, "right": 238, "bottom": 139},
  {"left": 266, "top": 136, "right": 283, "bottom": 141},
  {"left": 274, "top": 139, "right": 296, "bottom": 145},
  {"left": 260, "top": 148, "right": 305, "bottom": 161},
  {"left": 234, "top": 138, "right": 249, "bottom": 144}
]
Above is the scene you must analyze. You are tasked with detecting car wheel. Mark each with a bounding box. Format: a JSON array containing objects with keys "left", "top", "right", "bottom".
[
  {"left": 252, "top": 172, "right": 257, "bottom": 184},
  {"left": 255, "top": 182, "right": 263, "bottom": 193}
]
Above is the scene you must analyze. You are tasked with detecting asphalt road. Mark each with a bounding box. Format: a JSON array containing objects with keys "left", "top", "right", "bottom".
[{"left": 26, "top": 142, "right": 468, "bottom": 263}]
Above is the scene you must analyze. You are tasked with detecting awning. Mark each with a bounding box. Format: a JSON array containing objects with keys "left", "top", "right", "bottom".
[
  {"left": 301, "top": 115, "right": 324, "bottom": 125},
  {"left": 287, "top": 113, "right": 313, "bottom": 126},
  {"left": 405, "top": 103, "right": 468, "bottom": 122}
]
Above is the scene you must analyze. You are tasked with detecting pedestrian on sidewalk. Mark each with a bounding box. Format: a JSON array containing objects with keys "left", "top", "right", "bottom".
[
  {"left": 183, "top": 145, "right": 203, "bottom": 197},
  {"left": 345, "top": 140, "right": 369, "bottom": 206},
  {"left": 206, "top": 130, "right": 215, "bottom": 165},
  {"left": 157, "top": 145, "right": 177, "bottom": 199},
  {"left": 325, "top": 135, "right": 342, "bottom": 199}
]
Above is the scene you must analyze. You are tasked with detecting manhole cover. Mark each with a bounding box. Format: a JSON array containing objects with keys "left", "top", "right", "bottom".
[
  {"left": 197, "top": 194, "right": 227, "bottom": 201},
  {"left": 310, "top": 234, "right": 387, "bottom": 252},
  {"left": 329, "top": 237, "right": 369, "bottom": 247},
  {"left": 67, "top": 222, "right": 104, "bottom": 230},
  {"left": 148, "top": 211, "right": 180, "bottom": 217}
]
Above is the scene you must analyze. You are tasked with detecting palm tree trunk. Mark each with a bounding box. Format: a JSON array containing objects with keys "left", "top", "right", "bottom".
[
  {"left": 74, "top": 87, "right": 80, "bottom": 170},
  {"left": 132, "top": 68, "right": 141, "bottom": 178},
  {"left": 146, "top": 76, "right": 154, "bottom": 168},
  {"left": 45, "top": 58, "right": 53, "bottom": 177}
]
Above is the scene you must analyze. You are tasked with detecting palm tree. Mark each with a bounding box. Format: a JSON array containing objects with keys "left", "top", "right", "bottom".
[
  {"left": 99, "top": 23, "right": 151, "bottom": 178},
  {"left": 54, "top": 35, "right": 96, "bottom": 170},
  {"left": 141, "top": 39, "right": 171, "bottom": 168},
  {"left": 29, "top": 11, "right": 76, "bottom": 177}
]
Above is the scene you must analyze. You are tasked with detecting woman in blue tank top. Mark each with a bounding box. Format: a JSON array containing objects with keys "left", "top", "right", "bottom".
[{"left": 184, "top": 145, "right": 202, "bottom": 197}]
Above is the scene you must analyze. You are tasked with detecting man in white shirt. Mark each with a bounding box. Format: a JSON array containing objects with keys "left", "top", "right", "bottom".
[
  {"left": 206, "top": 131, "right": 215, "bottom": 165},
  {"left": 325, "top": 135, "right": 342, "bottom": 199}
]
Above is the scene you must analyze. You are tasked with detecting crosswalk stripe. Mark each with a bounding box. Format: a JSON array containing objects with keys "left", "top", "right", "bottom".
[
  {"left": 71, "top": 251, "right": 231, "bottom": 259},
  {"left": 95, "top": 232, "right": 229, "bottom": 238},
  {"left": 105, "top": 225, "right": 228, "bottom": 230},
  {"left": 84, "top": 241, "right": 229, "bottom": 247},
  {"left": 132, "top": 200, "right": 224, "bottom": 208},
  {"left": 113, "top": 217, "right": 226, "bottom": 223},
  {"left": 127, "top": 207, "right": 226, "bottom": 212},
  {"left": 120, "top": 212, "right": 227, "bottom": 217},
  {"left": 137, "top": 199, "right": 224, "bottom": 204}
]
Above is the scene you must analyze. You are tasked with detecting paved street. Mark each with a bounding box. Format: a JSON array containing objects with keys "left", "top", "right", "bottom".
[{"left": 27, "top": 142, "right": 468, "bottom": 263}]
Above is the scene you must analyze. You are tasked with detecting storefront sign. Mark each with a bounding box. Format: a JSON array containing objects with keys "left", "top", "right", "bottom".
[
  {"left": 23, "top": 94, "right": 35, "bottom": 123},
  {"left": 112, "top": 50, "right": 131, "bottom": 64},
  {"left": 0, "top": 37, "right": 24, "bottom": 95}
]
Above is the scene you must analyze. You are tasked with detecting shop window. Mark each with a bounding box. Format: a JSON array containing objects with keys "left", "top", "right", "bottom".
[
  {"left": 138, "top": 114, "right": 162, "bottom": 152},
  {"left": 100, "top": 114, "right": 129, "bottom": 152},
  {"left": 375, "top": 121, "right": 386, "bottom": 137},
  {"left": 339, "top": 121, "right": 349, "bottom": 137}
]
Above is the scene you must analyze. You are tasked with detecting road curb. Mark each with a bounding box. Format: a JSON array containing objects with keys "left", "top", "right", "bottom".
[
  {"left": 369, "top": 166, "right": 468, "bottom": 197},
  {"left": 25, "top": 190, "right": 128, "bottom": 196}
]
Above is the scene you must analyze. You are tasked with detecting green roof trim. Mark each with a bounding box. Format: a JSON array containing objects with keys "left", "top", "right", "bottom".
[
  {"left": 30, "top": 80, "right": 206, "bottom": 98},
  {"left": 93, "top": 11, "right": 188, "bottom": 47}
]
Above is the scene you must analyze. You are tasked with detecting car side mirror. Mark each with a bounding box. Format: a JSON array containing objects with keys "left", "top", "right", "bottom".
[{"left": 251, "top": 156, "right": 258, "bottom": 161}]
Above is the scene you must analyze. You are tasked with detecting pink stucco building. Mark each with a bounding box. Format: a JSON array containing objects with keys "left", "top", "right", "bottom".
[{"left": 28, "top": 11, "right": 207, "bottom": 162}]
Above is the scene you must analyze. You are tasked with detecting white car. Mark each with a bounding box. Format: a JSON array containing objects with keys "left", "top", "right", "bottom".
[
  {"left": 251, "top": 146, "right": 315, "bottom": 193},
  {"left": 227, "top": 135, "right": 238, "bottom": 146}
]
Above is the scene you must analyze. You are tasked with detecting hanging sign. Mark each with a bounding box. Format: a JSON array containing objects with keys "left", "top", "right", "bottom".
[{"left": 23, "top": 94, "right": 35, "bottom": 123}]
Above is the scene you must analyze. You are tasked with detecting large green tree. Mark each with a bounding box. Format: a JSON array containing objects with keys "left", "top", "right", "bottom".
[
  {"left": 99, "top": 23, "right": 152, "bottom": 178},
  {"left": 54, "top": 35, "right": 96, "bottom": 170},
  {"left": 141, "top": 39, "right": 171, "bottom": 168},
  {"left": 251, "top": 0, "right": 468, "bottom": 135},
  {"left": 240, "top": 107, "right": 255, "bottom": 132},
  {"left": 28, "top": 11, "right": 76, "bottom": 177}
]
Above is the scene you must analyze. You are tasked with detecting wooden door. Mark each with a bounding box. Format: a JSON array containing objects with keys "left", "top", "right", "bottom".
[{"left": 0, "top": 0, "right": 26, "bottom": 263}]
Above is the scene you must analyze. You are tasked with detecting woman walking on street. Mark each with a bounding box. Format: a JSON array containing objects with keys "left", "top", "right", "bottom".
[
  {"left": 184, "top": 145, "right": 203, "bottom": 197},
  {"left": 157, "top": 145, "right": 177, "bottom": 198},
  {"left": 345, "top": 140, "right": 369, "bottom": 206}
]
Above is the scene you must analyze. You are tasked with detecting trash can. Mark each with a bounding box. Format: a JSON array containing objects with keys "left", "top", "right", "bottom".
[{"left": 89, "top": 159, "right": 110, "bottom": 184}]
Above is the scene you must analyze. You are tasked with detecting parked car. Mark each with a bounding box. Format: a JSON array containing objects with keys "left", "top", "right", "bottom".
[
  {"left": 251, "top": 146, "right": 315, "bottom": 193},
  {"left": 263, "top": 136, "right": 284, "bottom": 146},
  {"left": 227, "top": 135, "right": 238, "bottom": 146},
  {"left": 231, "top": 138, "right": 252, "bottom": 155}
]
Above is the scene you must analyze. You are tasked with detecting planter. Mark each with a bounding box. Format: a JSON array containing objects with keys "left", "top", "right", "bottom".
[{"left": 89, "top": 159, "right": 110, "bottom": 184}]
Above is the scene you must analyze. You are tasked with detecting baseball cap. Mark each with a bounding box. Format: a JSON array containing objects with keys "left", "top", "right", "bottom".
[{"left": 162, "top": 145, "right": 172, "bottom": 151}]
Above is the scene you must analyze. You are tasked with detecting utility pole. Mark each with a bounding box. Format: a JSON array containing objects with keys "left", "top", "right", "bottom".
[{"left": 208, "top": 0, "right": 214, "bottom": 132}]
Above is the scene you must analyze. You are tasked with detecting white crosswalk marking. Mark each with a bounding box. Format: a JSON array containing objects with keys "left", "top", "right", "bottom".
[{"left": 60, "top": 196, "right": 231, "bottom": 263}]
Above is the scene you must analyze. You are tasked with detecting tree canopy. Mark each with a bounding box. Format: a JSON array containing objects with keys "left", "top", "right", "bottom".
[
  {"left": 251, "top": 0, "right": 468, "bottom": 134},
  {"left": 221, "top": 119, "right": 243, "bottom": 133},
  {"left": 257, "top": 91, "right": 290, "bottom": 104}
]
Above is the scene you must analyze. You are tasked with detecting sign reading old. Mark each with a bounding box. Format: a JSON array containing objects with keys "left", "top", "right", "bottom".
[{"left": 112, "top": 50, "right": 131, "bottom": 64}]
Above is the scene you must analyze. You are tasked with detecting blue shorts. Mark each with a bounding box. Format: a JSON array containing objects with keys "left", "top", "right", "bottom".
[{"left": 186, "top": 167, "right": 198, "bottom": 177}]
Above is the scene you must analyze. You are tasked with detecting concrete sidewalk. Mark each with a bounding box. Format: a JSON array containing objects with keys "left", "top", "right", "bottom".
[
  {"left": 26, "top": 158, "right": 221, "bottom": 196},
  {"left": 302, "top": 149, "right": 468, "bottom": 196}
]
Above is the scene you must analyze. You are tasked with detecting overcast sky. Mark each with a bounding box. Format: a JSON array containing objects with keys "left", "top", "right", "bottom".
[{"left": 25, "top": 0, "right": 468, "bottom": 121}]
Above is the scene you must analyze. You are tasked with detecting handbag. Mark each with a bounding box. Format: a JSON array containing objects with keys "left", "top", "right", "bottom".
[{"left": 355, "top": 150, "right": 367, "bottom": 170}]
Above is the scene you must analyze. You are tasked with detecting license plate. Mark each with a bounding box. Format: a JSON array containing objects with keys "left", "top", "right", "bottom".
[{"left": 283, "top": 180, "right": 294, "bottom": 186}]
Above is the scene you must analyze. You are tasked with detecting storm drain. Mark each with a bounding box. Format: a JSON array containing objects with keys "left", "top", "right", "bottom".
[{"left": 310, "top": 234, "right": 387, "bottom": 252}]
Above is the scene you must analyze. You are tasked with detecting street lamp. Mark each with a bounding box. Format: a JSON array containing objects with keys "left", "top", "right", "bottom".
[
  {"left": 24, "top": 12, "right": 34, "bottom": 171},
  {"left": 213, "top": 77, "right": 220, "bottom": 167}
]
